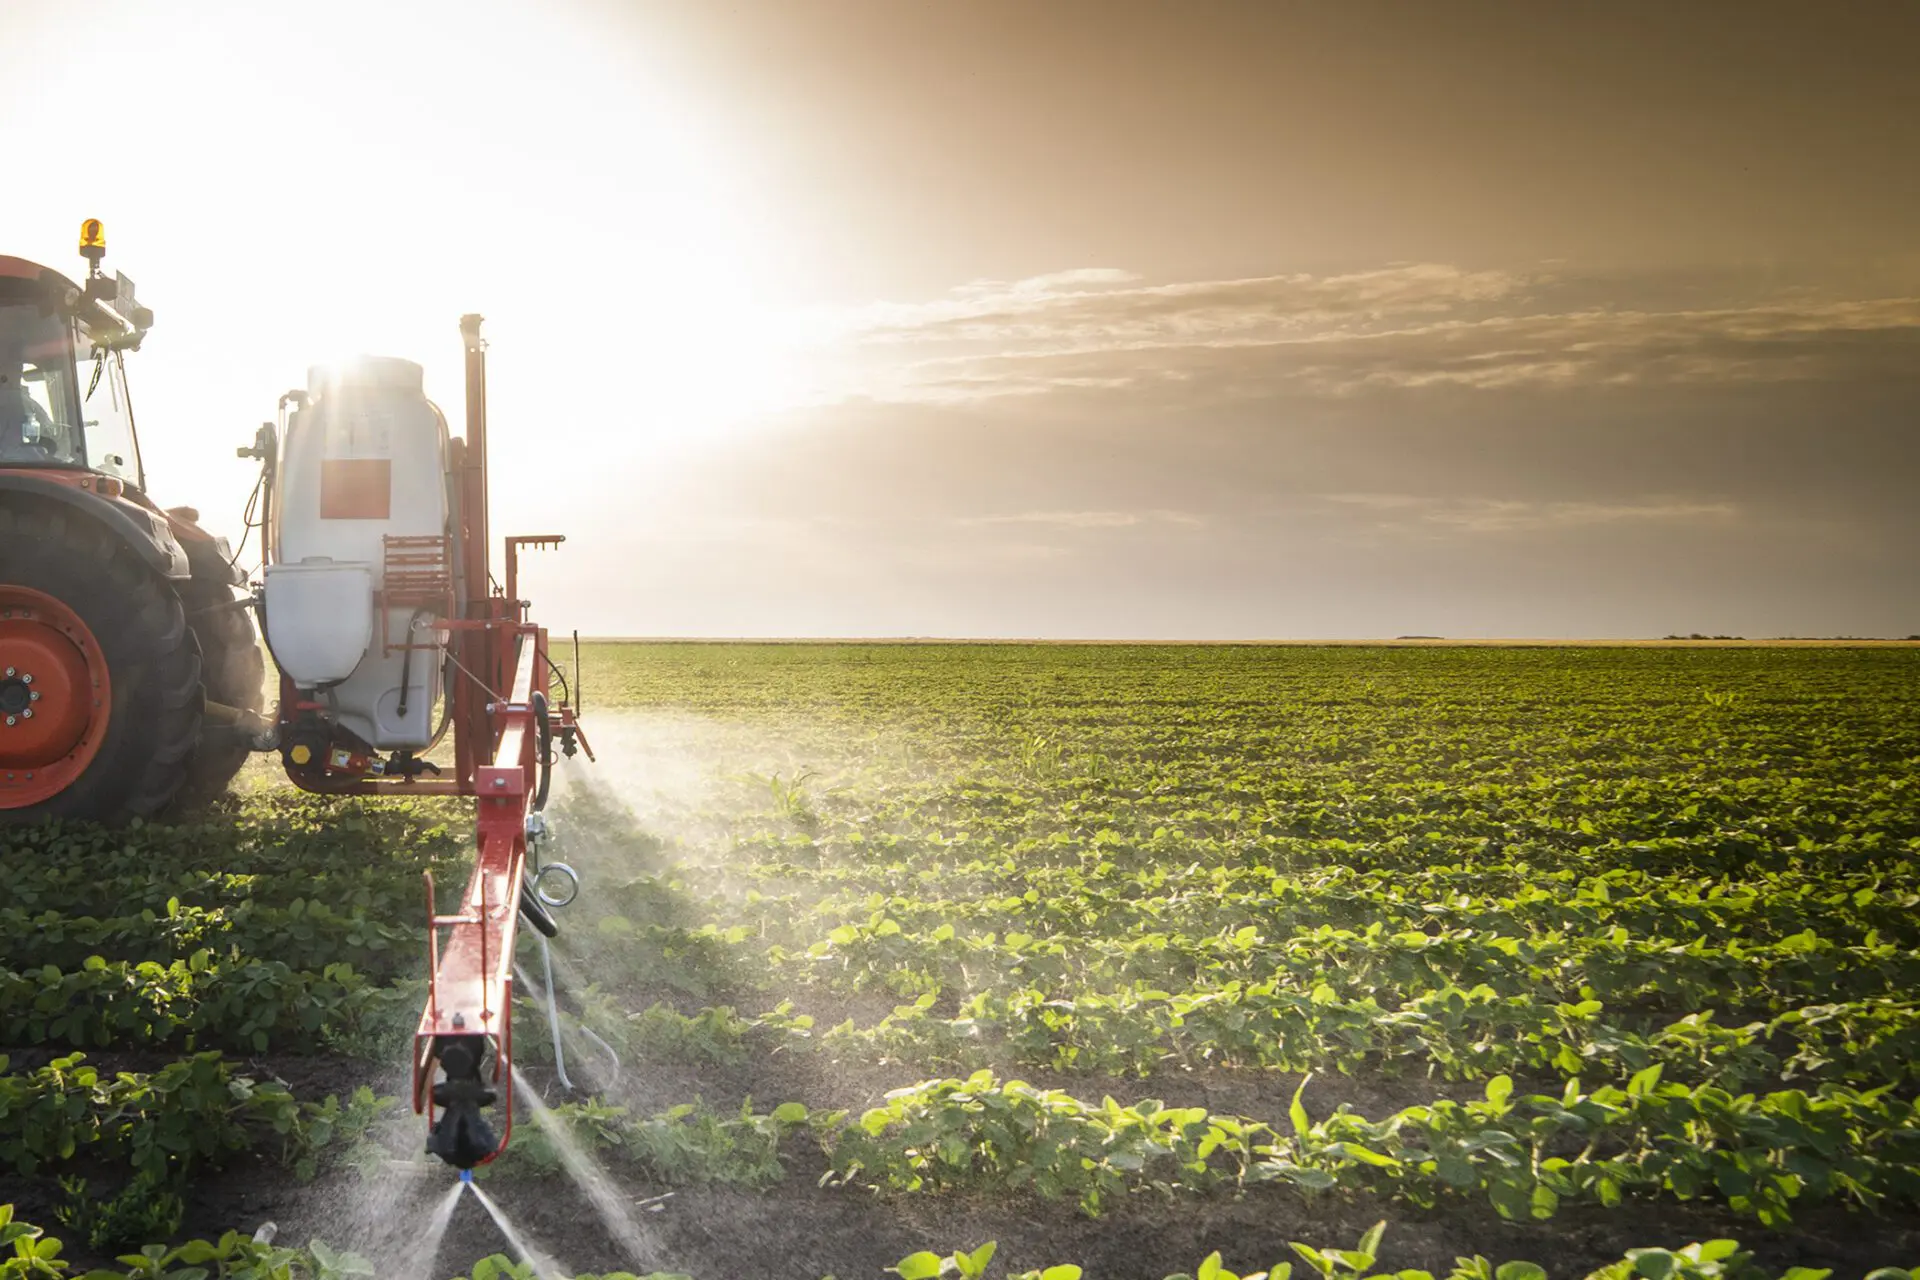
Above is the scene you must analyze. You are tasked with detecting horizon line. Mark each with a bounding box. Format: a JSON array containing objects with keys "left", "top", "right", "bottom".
[{"left": 571, "top": 636, "right": 1920, "bottom": 647}]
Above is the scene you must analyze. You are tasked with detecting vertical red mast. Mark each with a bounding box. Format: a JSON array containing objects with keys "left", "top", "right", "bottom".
[{"left": 455, "top": 314, "right": 491, "bottom": 791}]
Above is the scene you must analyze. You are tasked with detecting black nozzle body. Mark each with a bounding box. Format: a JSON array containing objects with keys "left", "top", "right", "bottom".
[{"left": 425, "top": 1035, "right": 500, "bottom": 1170}]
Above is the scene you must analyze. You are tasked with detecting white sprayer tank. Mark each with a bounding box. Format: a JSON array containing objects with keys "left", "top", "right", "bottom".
[{"left": 265, "top": 357, "right": 452, "bottom": 750}]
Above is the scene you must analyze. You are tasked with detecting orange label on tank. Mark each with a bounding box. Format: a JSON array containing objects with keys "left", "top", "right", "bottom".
[{"left": 319, "top": 458, "right": 392, "bottom": 519}]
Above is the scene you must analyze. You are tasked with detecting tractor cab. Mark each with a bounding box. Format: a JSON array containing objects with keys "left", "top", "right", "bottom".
[
  {"left": 0, "top": 220, "right": 152, "bottom": 488},
  {"left": 0, "top": 221, "right": 266, "bottom": 826}
]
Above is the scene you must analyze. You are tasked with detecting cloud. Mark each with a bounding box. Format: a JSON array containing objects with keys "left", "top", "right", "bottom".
[
  {"left": 1317, "top": 493, "right": 1740, "bottom": 535},
  {"left": 825, "top": 265, "right": 1920, "bottom": 404},
  {"left": 956, "top": 508, "right": 1203, "bottom": 529},
  {"left": 846, "top": 262, "right": 1527, "bottom": 351}
]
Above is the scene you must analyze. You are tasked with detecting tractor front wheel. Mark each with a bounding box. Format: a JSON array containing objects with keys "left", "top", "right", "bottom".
[{"left": 0, "top": 500, "right": 202, "bottom": 822}]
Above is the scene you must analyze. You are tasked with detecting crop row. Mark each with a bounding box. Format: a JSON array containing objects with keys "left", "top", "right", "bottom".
[
  {"left": 761, "top": 913, "right": 1920, "bottom": 1019},
  {"left": 0, "top": 899, "right": 419, "bottom": 980},
  {"left": 534, "top": 969, "right": 1920, "bottom": 1099},
  {"left": 471, "top": 1067, "right": 1920, "bottom": 1228},
  {"left": 0, "top": 950, "right": 722, "bottom": 1063},
  {"left": 564, "top": 900, "right": 1920, "bottom": 1024},
  {"left": 828, "top": 1069, "right": 1920, "bottom": 1227},
  {"left": 1, "top": 799, "right": 466, "bottom": 922},
  {"left": 0, "top": 1053, "right": 383, "bottom": 1183},
  {"left": 2, "top": 862, "right": 436, "bottom": 926},
  {"left": 789, "top": 985, "right": 1920, "bottom": 1092},
  {"left": 688, "top": 812, "right": 1919, "bottom": 897},
  {"left": 3, "top": 794, "right": 467, "bottom": 871},
  {"left": 577, "top": 842, "right": 1920, "bottom": 989},
  {"left": 880, "top": 1232, "right": 1890, "bottom": 1280},
  {"left": 700, "top": 858, "right": 1920, "bottom": 955},
  {"left": 0, "top": 954, "right": 411, "bottom": 1054},
  {"left": 5, "top": 1205, "right": 1908, "bottom": 1280}
]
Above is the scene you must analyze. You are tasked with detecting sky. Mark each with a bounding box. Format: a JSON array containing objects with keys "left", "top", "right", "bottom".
[{"left": 3, "top": 0, "right": 1916, "bottom": 638}]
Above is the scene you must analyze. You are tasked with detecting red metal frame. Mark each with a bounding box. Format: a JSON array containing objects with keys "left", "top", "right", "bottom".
[
  {"left": 410, "top": 627, "right": 546, "bottom": 1163},
  {"left": 262, "top": 312, "right": 588, "bottom": 1165}
]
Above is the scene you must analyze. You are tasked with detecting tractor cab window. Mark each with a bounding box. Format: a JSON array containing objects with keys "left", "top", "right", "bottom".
[
  {"left": 76, "top": 329, "right": 142, "bottom": 485},
  {"left": 0, "top": 301, "right": 84, "bottom": 467}
]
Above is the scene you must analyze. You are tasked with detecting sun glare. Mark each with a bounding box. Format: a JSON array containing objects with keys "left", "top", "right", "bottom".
[{"left": 1, "top": 0, "right": 811, "bottom": 526}]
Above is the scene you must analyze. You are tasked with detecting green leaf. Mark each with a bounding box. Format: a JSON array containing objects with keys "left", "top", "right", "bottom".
[
  {"left": 1484, "top": 1076, "right": 1512, "bottom": 1107},
  {"left": 961, "top": 1242, "right": 997, "bottom": 1279},
  {"left": 1288, "top": 1076, "right": 1312, "bottom": 1138},
  {"left": 1629, "top": 1252, "right": 1677, "bottom": 1280},
  {"left": 1487, "top": 1178, "right": 1531, "bottom": 1221},
  {"left": 1039, "top": 1268, "right": 1084, "bottom": 1280},
  {"left": 891, "top": 1252, "right": 944, "bottom": 1280},
  {"left": 1327, "top": 1142, "right": 1399, "bottom": 1169},
  {"left": 1436, "top": 1155, "right": 1478, "bottom": 1188},
  {"left": 1495, "top": 1263, "right": 1546, "bottom": 1280}
]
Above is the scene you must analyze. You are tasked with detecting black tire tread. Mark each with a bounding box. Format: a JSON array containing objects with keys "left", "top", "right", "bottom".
[
  {"left": 0, "top": 495, "right": 202, "bottom": 823},
  {"left": 174, "top": 575, "right": 267, "bottom": 808}
]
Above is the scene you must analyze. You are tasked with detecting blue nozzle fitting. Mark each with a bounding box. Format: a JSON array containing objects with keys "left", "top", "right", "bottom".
[{"left": 459, "top": 1169, "right": 473, "bottom": 1184}]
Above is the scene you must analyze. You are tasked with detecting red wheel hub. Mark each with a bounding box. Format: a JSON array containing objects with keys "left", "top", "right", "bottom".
[{"left": 0, "top": 586, "right": 111, "bottom": 808}]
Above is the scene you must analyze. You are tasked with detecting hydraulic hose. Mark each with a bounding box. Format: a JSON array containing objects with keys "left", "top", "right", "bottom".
[
  {"left": 530, "top": 689, "right": 552, "bottom": 812},
  {"left": 396, "top": 607, "right": 432, "bottom": 719}
]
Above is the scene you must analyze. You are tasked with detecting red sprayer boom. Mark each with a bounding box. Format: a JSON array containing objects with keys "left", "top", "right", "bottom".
[{"left": 249, "top": 314, "right": 593, "bottom": 1169}]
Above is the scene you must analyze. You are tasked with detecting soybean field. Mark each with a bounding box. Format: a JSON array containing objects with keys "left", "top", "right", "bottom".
[{"left": 2, "top": 643, "right": 1917, "bottom": 1279}]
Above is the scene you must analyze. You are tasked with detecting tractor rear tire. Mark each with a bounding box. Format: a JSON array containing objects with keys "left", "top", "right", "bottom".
[
  {"left": 175, "top": 577, "right": 266, "bottom": 807},
  {"left": 0, "top": 499, "right": 202, "bottom": 823}
]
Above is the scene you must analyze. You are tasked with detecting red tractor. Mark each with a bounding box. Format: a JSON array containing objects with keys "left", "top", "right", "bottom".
[
  {"left": 2, "top": 221, "right": 592, "bottom": 1172},
  {"left": 0, "top": 220, "right": 263, "bottom": 820}
]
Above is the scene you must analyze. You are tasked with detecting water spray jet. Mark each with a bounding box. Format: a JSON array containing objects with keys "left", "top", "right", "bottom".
[
  {"left": 469, "top": 1183, "right": 566, "bottom": 1280},
  {"left": 512, "top": 1066, "right": 662, "bottom": 1269}
]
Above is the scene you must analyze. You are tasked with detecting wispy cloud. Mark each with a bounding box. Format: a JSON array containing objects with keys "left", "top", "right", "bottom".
[
  {"left": 824, "top": 265, "right": 1920, "bottom": 404},
  {"left": 847, "top": 263, "right": 1527, "bottom": 351},
  {"left": 956, "top": 509, "right": 1203, "bottom": 529},
  {"left": 1318, "top": 493, "right": 1739, "bottom": 534}
]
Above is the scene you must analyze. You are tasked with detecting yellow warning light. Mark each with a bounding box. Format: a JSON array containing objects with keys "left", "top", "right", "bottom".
[{"left": 79, "top": 219, "right": 106, "bottom": 267}]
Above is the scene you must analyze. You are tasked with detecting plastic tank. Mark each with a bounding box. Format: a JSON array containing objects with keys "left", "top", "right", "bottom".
[{"left": 265, "top": 357, "right": 452, "bottom": 749}]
